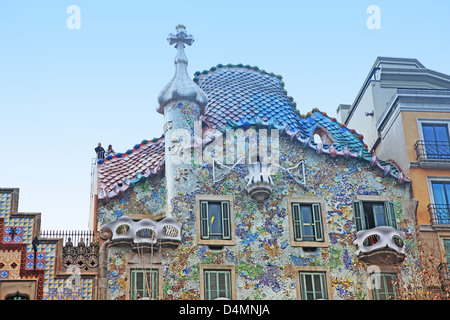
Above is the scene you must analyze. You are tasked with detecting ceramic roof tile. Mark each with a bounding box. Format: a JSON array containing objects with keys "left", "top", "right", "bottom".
[
  {"left": 196, "top": 66, "right": 301, "bottom": 131},
  {"left": 96, "top": 137, "right": 165, "bottom": 200}
]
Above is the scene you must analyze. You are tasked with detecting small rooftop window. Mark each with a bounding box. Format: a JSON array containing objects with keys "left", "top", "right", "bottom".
[{"left": 313, "top": 127, "right": 334, "bottom": 145}]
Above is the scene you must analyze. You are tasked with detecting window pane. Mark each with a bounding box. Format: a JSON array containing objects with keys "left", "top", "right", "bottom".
[
  {"left": 147, "top": 271, "right": 158, "bottom": 299},
  {"left": 432, "top": 182, "right": 448, "bottom": 205},
  {"left": 131, "top": 270, "right": 158, "bottom": 300},
  {"left": 136, "top": 271, "right": 144, "bottom": 298},
  {"left": 305, "top": 274, "right": 313, "bottom": 292},
  {"left": 373, "top": 204, "right": 386, "bottom": 226},
  {"left": 363, "top": 202, "right": 375, "bottom": 229},
  {"left": 444, "top": 239, "right": 450, "bottom": 261},
  {"left": 423, "top": 124, "right": 437, "bottom": 141},
  {"left": 301, "top": 206, "right": 312, "bottom": 223},
  {"left": 423, "top": 125, "right": 438, "bottom": 157},
  {"left": 208, "top": 202, "right": 222, "bottom": 239},
  {"left": 301, "top": 205, "right": 314, "bottom": 239},
  {"left": 445, "top": 184, "right": 450, "bottom": 204},
  {"left": 423, "top": 124, "right": 450, "bottom": 159},
  {"left": 435, "top": 125, "right": 449, "bottom": 142}
]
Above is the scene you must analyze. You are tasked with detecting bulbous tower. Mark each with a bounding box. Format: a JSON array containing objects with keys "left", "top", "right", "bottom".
[{"left": 157, "top": 25, "right": 208, "bottom": 218}]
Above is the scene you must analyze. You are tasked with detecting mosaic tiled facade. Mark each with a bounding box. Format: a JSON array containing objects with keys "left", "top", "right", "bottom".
[
  {"left": 93, "top": 26, "right": 424, "bottom": 300},
  {"left": 0, "top": 189, "right": 96, "bottom": 300},
  {"left": 97, "top": 133, "right": 419, "bottom": 300}
]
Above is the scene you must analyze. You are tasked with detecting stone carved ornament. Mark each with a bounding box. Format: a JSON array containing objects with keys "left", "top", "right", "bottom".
[{"left": 62, "top": 238, "right": 99, "bottom": 270}]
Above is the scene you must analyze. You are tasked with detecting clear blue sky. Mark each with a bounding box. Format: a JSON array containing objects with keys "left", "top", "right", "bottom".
[{"left": 1, "top": 0, "right": 450, "bottom": 230}]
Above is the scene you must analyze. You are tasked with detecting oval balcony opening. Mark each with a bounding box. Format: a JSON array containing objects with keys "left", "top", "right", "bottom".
[
  {"left": 136, "top": 228, "right": 154, "bottom": 239},
  {"left": 115, "top": 224, "right": 130, "bottom": 235},
  {"left": 392, "top": 235, "right": 404, "bottom": 248},
  {"left": 162, "top": 225, "right": 179, "bottom": 237},
  {"left": 363, "top": 234, "right": 380, "bottom": 247}
]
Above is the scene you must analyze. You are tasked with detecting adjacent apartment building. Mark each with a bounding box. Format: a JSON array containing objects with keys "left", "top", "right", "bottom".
[{"left": 339, "top": 56, "right": 450, "bottom": 297}]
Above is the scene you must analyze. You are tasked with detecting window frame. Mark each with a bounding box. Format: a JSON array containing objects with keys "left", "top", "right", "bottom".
[
  {"left": 438, "top": 234, "right": 450, "bottom": 263},
  {"left": 418, "top": 119, "right": 450, "bottom": 139},
  {"left": 195, "top": 195, "right": 235, "bottom": 246},
  {"left": 287, "top": 197, "right": 329, "bottom": 247},
  {"left": 417, "top": 118, "right": 450, "bottom": 160},
  {"left": 353, "top": 195, "right": 397, "bottom": 231},
  {"left": 295, "top": 266, "right": 333, "bottom": 300},
  {"left": 129, "top": 268, "right": 162, "bottom": 300},
  {"left": 199, "top": 264, "right": 236, "bottom": 300},
  {"left": 369, "top": 272, "right": 399, "bottom": 300},
  {"left": 426, "top": 176, "right": 450, "bottom": 225}
]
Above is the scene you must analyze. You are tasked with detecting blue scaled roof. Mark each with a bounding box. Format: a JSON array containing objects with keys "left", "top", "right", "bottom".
[
  {"left": 195, "top": 64, "right": 366, "bottom": 154},
  {"left": 195, "top": 64, "right": 408, "bottom": 182},
  {"left": 195, "top": 64, "right": 300, "bottom": 131}
]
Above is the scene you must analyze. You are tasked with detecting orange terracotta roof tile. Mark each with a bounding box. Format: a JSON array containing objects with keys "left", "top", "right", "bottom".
[{"left": 96, "top": 137, "right": 165, "bottom": 200}]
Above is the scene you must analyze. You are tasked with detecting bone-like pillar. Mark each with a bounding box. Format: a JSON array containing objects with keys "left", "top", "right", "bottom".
[{"left": 157, "top": 25, "right": 208, "bottom": 218}]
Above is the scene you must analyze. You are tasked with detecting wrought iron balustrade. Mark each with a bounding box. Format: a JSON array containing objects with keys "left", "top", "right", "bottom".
[
  {"left": 415, "top": 140, "right": 450, "bottom": 161},
  {"left": 40, "top": 230, "right": 96, "bottom": 246},
  {"left": 40, "top": 230, "right": 99, "bottom": 270},
  {"left": 428, "top": 204, "right": 450, "bottom": 224}
]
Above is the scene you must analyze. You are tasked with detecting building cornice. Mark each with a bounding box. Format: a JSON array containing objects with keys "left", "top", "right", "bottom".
[{"left": 376, "top": 89, "right": 450, "bottom": 133}]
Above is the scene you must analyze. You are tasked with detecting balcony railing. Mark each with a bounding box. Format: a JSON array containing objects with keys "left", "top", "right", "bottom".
[
  {"left": 428, "top": 204, "right": 450, "bottom": 224},
  {"left": 415, "top": 140, "right": 450, "bottom": 162},
  {"left": 40, "top": 230, "right": 96, "bottom": 246}
]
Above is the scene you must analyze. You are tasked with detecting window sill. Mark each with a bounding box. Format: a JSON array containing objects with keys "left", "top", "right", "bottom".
[
  {"left": 197, "top": 238, "right": 236, "bottom": 246},
  {"left": 430, "top": 223, "right": 450, "bottom": 232},
  {"left": 415, "top": 159, "right": 450, "bottom": 169},
  {"left": 290, "top": 240, "right": 329, "bottom": 248}
]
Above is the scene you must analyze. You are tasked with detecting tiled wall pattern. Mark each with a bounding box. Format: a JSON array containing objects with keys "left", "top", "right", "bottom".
[
  {"left": 0, "top": 191, "right": 94, "bottom": 300},
  {"left": 100, "top": 135, "right": 420, "bottom": 300}
]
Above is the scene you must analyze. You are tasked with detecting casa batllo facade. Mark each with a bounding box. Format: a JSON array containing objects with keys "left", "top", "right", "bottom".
[
  {"left": 93, "top": 26, "right": 420, "bottom": 300},
  {"left": 0, "top": 26, "right": 431, "bottom": 300}
]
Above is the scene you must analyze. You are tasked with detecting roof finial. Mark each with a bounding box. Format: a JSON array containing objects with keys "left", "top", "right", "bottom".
[
  {"left": 167, "top": 24, "right": 194, "bottom": 65},
  {"left": 157, "top": 25, "right": 208, "bottom": 115}
]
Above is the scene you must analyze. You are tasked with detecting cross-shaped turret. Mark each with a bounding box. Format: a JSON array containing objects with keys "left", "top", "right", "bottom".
[
  {"left": 157, "top": 25, "right": 208, "bottom": 115},
  {"left": 167, "top": 25, "right": 194, "bottom": 65}
]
